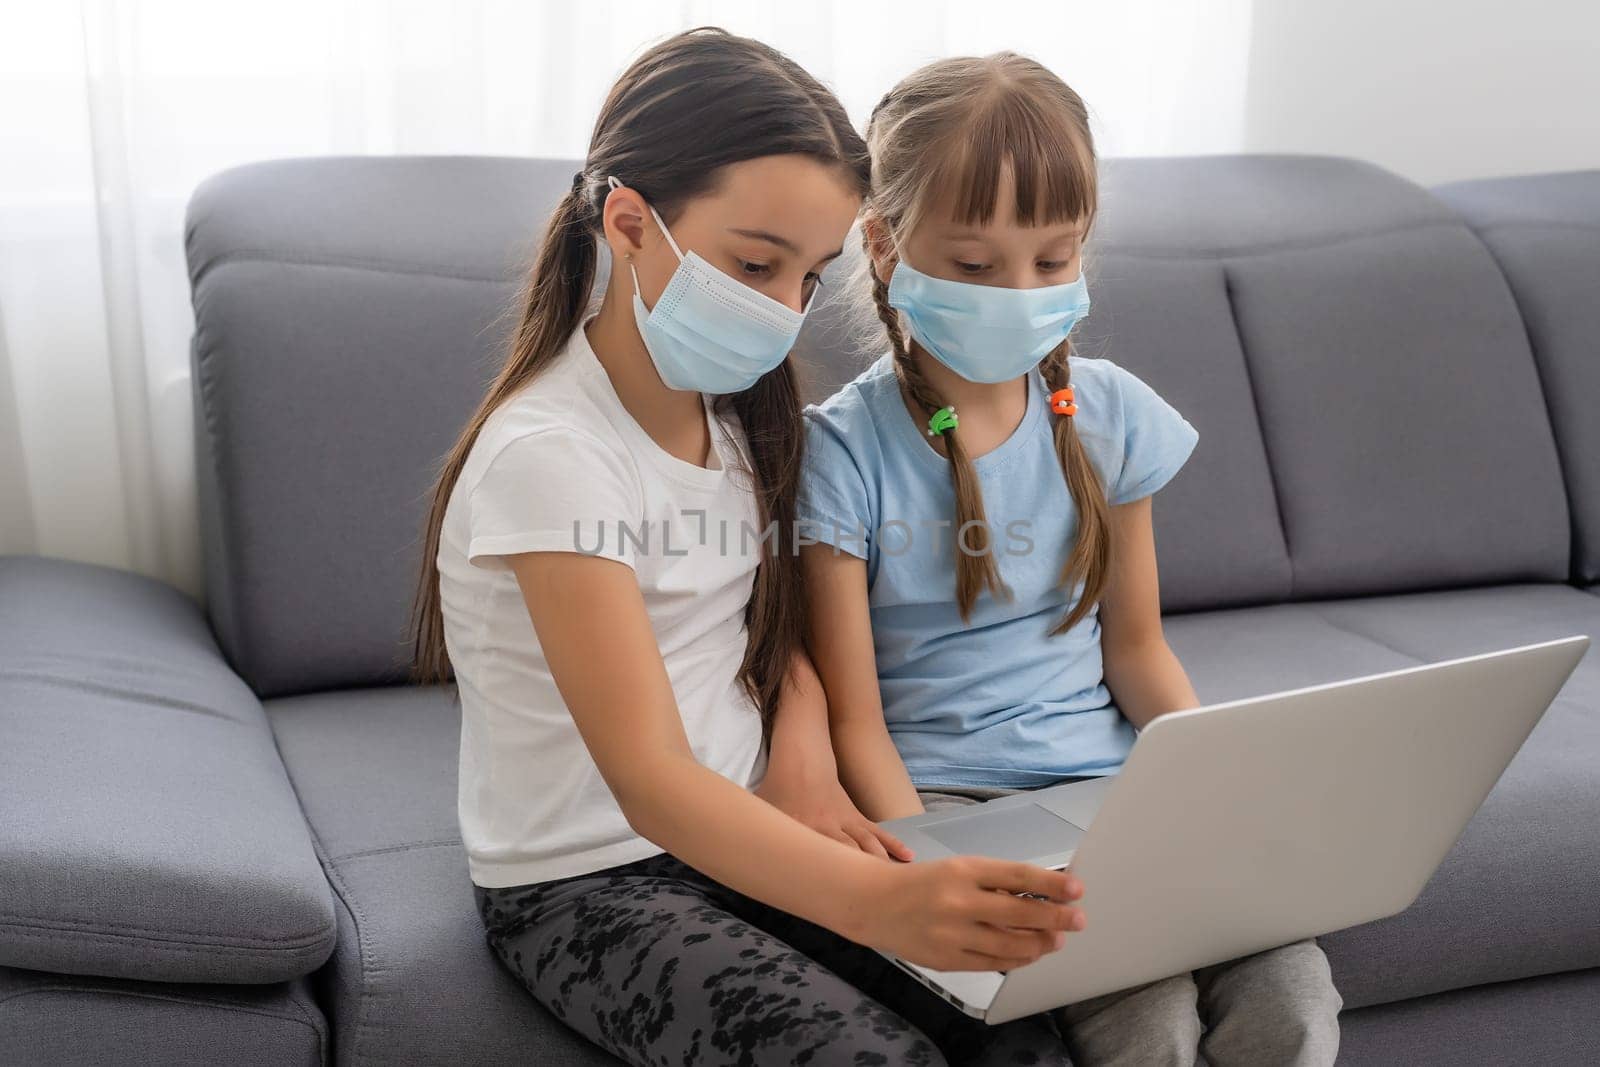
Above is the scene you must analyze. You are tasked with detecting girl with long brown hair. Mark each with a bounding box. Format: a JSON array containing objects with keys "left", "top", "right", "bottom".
[
  {"left": 410, "top": 29, "right": 1084, "bottom": 1066},
  {"left": 800, "top": 52, "right": 1344, "bottom": 1064}
]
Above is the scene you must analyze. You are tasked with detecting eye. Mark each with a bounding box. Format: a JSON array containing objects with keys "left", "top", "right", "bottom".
[
  {"left": 1037, "top": 260, "right": 1068, "bottom": 273},
  {"left": 737, "top": 259, "right": 773, "bottom": 277},
  {"left": 954, "top": 260, "right": 987, "bottom": 275}
]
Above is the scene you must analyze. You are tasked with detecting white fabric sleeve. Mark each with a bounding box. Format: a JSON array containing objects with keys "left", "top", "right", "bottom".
[{"left": 465, "top": 428, "right": 643, "bottom": 572}]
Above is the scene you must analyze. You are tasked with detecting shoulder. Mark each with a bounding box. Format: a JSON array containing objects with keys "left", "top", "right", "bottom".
[
  {"left": 466, "top": 339, "right": 639, "bottom": 498},
  {"left": 798, "top": 354, "right": 897, "bottom": 515},
  {"left": 1064, "top": 355, "right": 1198, "bottom": 505},
  {"left": 1063, "top": 355, "right": 1176, "bottom": 431},
  {"left": 1063, "top": 354, "right": 1141, "bottom": 404},
  {"left": 803, "top": 353, "right": 896, "bottom": 444}
]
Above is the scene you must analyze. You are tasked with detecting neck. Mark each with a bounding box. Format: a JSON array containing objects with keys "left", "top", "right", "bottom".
[
  {"left": 911, "top": 342, "right": 1029, "bottom": 414},
  {"left": 584, "top": 270, "right": 712, "bottom": 465}
]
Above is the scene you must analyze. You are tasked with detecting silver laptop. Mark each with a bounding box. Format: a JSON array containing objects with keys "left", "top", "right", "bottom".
[{"left": 878, "top": 634, "right": 1589, "bottom": 1024}]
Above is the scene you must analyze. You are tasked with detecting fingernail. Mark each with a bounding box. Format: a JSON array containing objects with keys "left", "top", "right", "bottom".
[{"left": 1053, "top": 932, "right": 1067, "bottom": 949}]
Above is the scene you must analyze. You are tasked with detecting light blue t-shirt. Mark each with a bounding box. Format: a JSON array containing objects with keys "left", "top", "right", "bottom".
[{"left": 797, "top": 353, "right": 1200, "bottom": 789}]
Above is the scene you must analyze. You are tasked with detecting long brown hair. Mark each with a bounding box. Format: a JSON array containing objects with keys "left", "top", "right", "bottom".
[
  {"left": 408, "top": 27, "right": 870, "bottom": 734},
  {"left": 864, "top": 52, "right": 1107, "bottom": 635}
]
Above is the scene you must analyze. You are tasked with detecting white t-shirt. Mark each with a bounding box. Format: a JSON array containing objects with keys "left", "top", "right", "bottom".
[{"left": 436, "top": 321, "right": 768, "bottom": 888}]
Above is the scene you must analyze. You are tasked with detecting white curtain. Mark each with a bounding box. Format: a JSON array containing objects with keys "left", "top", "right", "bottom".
[{"left": 0, "top": 0, "right": 1254, "bottom": 600}]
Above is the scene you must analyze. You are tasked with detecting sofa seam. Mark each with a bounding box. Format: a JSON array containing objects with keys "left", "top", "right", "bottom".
[
  {"left": 0, "top": 920, "right": 330, "bottom": 953},
  {"left": 1217, "top": 263, "right": 1296, "bottom": 597},
  {"left": 1449, "top": 225, "right": 1579, "bottom": 584},
  {"left": 191, "top": 250, "right": 517, "bottom": 290},
  {"left": 1466, "top": 219, "right": 1600, "bottom": 239},
  {"left": 1098, "top": 218, "right": 1463, "bottom": 261},
  {"left": 1299, "top": 604, "right": 1428, "bottom": 664},
  {"left": 267, "top": 721, "right": 372, "bottom": 1067},
  {"left": 316, "top": 841, "right": 371, "bottom": 1067},
  {"left": 0, "top": 984, "right": 328, "bottom": 1056},
  {"left": 327, "top": 838, "right": 461, "bottom": 864},
  {"left": 0, "top": 668, "right": 238, "bottom": 720},
  {"left": 189, "top": 302, "right": 252, "bottom": 689}
]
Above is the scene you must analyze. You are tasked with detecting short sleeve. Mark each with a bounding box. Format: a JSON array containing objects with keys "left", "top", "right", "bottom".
[
  {"left": 1107, "top": 363, "right": 1200, "bottom": 506},
  {"left": 796, "top": 408, "right": 874, "bottom": 560},
  {"left": 465, "top": 428, "right": 643, "bottom": 572}
]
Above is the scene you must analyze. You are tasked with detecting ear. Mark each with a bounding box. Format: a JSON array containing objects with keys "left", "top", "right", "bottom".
[
  {"left": 601, "top": 184, "right": 651, "bottom": 262},
  {"left": 862, "top": 214, "right": 899, "bottom": 286}
]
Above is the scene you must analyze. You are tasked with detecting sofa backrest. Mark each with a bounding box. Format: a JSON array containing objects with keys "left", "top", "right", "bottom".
[
  {"left": 1435, "top": 170, "right": 1600, "bottom": 590},
  {"left": 186, "top": 154, "right": 1571, "bottom": 698},
  {"left": 1083, "top": 156, "right": 1570, "bottom": 612}
]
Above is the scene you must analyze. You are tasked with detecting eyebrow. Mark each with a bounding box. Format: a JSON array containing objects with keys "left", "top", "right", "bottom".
[{"left": 727, "top": 227, "right": 845, "bottom": 262}]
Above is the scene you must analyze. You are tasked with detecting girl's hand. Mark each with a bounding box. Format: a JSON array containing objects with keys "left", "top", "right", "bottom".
[
  {"left": 852, "top": 857, "right": 1086, "bottom": 973},
  {"left": 755, "top": 762, "right": 914, "bottom": 862}
]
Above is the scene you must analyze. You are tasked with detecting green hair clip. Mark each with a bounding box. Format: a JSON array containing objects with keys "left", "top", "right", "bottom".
[{"left": 927, "top": 406, "right": 959, "bottom": 437}]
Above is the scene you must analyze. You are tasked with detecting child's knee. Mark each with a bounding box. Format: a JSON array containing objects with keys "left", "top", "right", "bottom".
[{"left": 1057, "top": 973, "right": 1203, "bottom": 1065}]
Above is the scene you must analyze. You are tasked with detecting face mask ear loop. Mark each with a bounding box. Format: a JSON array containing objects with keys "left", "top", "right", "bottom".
[
  {"left": 607, "top": 175, "right": 685, "bottom": 305},
  {"left": 645, "top": 202, "right": 686, "bottom": 262}
]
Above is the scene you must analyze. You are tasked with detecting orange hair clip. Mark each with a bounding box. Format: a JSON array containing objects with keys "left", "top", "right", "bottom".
[{"left": 1050, "top": 387, "right": 1078, "bottom": 417}]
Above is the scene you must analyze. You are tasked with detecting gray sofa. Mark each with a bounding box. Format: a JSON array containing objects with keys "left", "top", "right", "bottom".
[{"left": 3, "top": 153, "right": 1597, "bottom": 1065}]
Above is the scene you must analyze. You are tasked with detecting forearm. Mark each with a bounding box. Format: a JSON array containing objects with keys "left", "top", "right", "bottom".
[
  {"left": 763, "top": 650, "right": 839, "bottom": 780},
  {"left": 1103, "top": 635, "right": 1201, "bottom": 731},
  {"left": 614, "top": 752, "right": 888, "bottom": 941},
  {"left": 831, "top": 716, "right": 924, "bottom": 821}
]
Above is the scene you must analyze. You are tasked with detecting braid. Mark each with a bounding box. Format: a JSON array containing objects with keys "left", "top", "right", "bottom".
[
  {"left": 871, "top": 262, "right": 1012, "bottom": 621},
  {"left": 1040, "top": 341, "right": 1112, "bottom": 635}
]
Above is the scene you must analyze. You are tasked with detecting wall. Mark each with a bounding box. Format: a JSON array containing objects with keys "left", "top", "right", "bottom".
[{"left": 1242, "top": 0, "right": 1600, "bottom": 185}]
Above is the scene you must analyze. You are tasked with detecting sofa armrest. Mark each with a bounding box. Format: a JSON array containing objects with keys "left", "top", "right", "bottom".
[{"left": 0, "top": 555, "right": 336, "bottom": 984}]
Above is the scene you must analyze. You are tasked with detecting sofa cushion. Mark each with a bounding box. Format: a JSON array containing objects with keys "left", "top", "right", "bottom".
[
  {"left": 0, "top": 966, "right": 326, "bottom": 1067},
  {"left": 185, "top": 156, "right": 584, "bottom": 699},
  {"left": 188, "top": 154, "right": 1575, "bottom": 699},
  {"left": 1335, "top": 967, "right": 1600, "bottom": 1067},
  {"left": 266, "top": 582, "right": 1595, "bottom": 1056},
  {"left": 1093, "top": 156, "right": 1569, "bottom": 603},
  {"left": 800, "top": 156, "right": 1570, "bottom": 615},
  {"left": 1165, "top": 583, "right": 1600, "bottom": 1009},
  {"left": 1435, "top": 170, "right": 1600, "bottom": 589},
  {"left": 266, "top": 688, "right": 617, "bottom": 1067},
  {"left": 0, "top": 556, "right": 336, "bottom": 984}
]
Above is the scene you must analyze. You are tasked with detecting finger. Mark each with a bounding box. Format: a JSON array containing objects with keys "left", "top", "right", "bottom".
[
  {"left": 972, "top": 893, "right": 1085, "bottom": 933},
  {"left": 966, "top": 922, "right": 1061, "bottom": 963},
  {"left": 846, "top": 823, "right": 890, "bottom": 860},
  {"left": 872, "top": 825, "right": 916, "bottom": 862},
  {"left": 973, "top": 860, "right": 1079, "bottom": 902},
  {"left": 951, "top": 949, "right": 1037, "bottom": 973}
]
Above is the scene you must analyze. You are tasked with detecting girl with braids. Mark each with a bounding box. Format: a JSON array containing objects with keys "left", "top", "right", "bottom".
[
  {"left": 799, "top": 53, "right": 1344, "bottom": 1066},
  {"left": 411, "top": 29, "right": 1089, "bottom": 1067}
]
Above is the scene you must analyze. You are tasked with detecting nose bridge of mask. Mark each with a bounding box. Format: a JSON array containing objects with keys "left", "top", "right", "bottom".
[{"left": 607, "top": 175, "right": 809, "bottom": 329}]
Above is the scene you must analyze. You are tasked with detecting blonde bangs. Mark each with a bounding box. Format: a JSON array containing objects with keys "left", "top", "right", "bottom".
[{"left": 918, "top": 84, "right": 1097, "bottom": 231}]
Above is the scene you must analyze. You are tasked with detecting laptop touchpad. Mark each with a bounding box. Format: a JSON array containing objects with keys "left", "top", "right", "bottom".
[{"left": 921, "top": 803, "right": 1083, "bottom": 861}]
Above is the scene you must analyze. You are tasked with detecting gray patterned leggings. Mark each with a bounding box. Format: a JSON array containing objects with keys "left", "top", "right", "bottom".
[{"left": 474, "top": 851, "right": 1070, "bottom": 1067}]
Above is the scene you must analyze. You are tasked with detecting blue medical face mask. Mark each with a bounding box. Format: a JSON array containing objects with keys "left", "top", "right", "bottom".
[
  {"left": 886, "top": 257, "right": 1092, "bottom": 385},
  {"left": 610, "top": 176, "right": 809, "bottom": 395}
]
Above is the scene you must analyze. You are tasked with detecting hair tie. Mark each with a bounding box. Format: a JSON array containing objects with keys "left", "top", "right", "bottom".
[
  {"left": 570, "top": 170, "right": 586, "bottom": 194},
  {"left": 1050, "top": 387, "right": 1078, "bottom": 417},
  {"left": 927, "top": 406, "right": 958, "bottom": 436}
]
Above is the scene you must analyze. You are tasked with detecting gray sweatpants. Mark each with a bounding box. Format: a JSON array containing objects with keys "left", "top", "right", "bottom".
[{"left": 920, "top": 786, "right": 1344, "bottom": 1067}]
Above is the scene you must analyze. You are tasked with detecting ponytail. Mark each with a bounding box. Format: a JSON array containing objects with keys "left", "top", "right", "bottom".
[
  {"left": 409, "top": 184, "right": 599, "bottom": 688},
  {"left": 408, "top": 27, "right": 871, "bottom": 736},
  {"left": 1039, "top": 344, "right": 1111, "bottom": 635},
  {"left": 871, "top": 261, "right": 1012, "bottom": 621}
]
